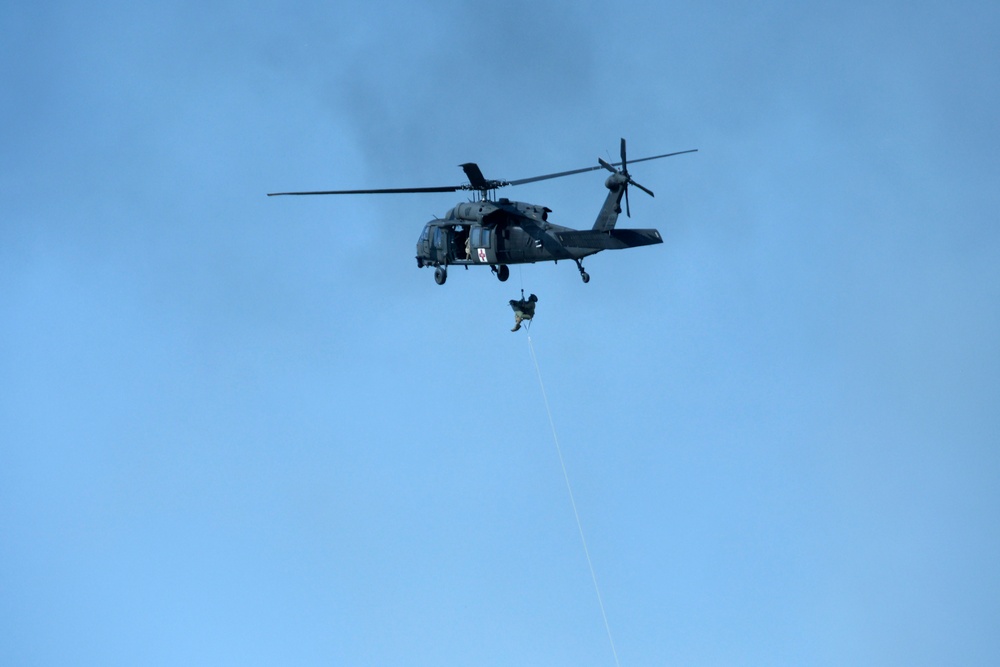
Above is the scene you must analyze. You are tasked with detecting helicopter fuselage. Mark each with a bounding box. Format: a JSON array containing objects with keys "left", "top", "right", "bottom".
[
  {"left": 415, "top": 198, "right": 603, "bottom": 269},
  {"left": 416, "top": 170, "right": 664, "bottom": 285}
]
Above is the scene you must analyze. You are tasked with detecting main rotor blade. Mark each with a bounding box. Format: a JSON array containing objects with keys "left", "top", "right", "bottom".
[
  {"left": 506, "top": 163, "right": 608, "bottom": 187},
  {"left": 269, "top": 148, "right": 698, "bottom": 196},
  {"left": 267, "top": 185, "right": 461, "bottom": 196},
  {"left": 620, "top": 148, "right": 697, "bottom": 166},
  {"left": 505, "top": 148, "right": 697, "bottom": 187}
]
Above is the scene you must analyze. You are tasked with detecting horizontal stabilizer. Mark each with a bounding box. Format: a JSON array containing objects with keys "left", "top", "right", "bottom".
[{"left": 556, "top": 228, "right": 663, "bottom": 250}]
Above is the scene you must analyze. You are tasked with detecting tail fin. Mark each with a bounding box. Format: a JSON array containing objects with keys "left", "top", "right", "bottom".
[{"left": 592, "top": 173, "right": 628, "bottom": 232}]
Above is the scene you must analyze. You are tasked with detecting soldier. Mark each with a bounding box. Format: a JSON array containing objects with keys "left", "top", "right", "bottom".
[{"left": 509, "top": 293, "right": 538, "bottom": 331}]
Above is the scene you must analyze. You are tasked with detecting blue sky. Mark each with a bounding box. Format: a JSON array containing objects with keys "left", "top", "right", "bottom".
[{"left": 3, "top": 1, "right": 999, "bottom": 665}]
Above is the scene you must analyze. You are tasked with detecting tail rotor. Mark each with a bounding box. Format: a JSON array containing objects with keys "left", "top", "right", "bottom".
[{"left": 599, "top": 138, "right": 656, "bottom": 217}]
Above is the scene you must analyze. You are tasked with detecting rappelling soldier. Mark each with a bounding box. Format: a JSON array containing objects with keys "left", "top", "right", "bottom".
[{"left": 509, "top": 292, "right": 538, "bottom": 332}]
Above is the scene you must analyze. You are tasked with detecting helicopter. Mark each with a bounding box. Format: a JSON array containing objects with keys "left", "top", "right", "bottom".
[{"left": 268, "top": 138, "right": 696, "bottom": 285}]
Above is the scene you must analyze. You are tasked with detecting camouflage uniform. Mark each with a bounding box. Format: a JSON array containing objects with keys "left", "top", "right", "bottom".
[{"left": 509, "top": 294, "right": 538, "bottom": 331}]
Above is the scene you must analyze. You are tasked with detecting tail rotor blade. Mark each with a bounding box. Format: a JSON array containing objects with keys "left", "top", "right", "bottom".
[
  {"left": 629, "top": 178, "right": 654, "bottom": 198},
  {"left": 598, "top": 157, "right": 617, "bottom": 174},
  {"left": 624, "top": 184, "right": 631, "bottom": 217}
]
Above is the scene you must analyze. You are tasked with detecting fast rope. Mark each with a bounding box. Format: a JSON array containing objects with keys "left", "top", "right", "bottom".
[{"left": 526, "top": 332, "right": 621, "bottom": 667}]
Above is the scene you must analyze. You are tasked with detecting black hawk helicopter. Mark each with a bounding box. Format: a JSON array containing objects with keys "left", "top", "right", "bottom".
[{"left": 269, "top": 139, "right": 696, "bottom": 285}]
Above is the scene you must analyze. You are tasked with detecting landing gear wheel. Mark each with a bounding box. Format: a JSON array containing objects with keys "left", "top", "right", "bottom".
[
  {"left": 581, "top": 271, "right": 590, "bottom": 283},
  {"left": 434, "top": 267, "right": 447, "bottom": 285},
  {"left": 497, "top": 265, "right": 510, "bottom": 282}
]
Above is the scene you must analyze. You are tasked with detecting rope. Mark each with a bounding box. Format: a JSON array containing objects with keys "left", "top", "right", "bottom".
[{"left": 526, "top": 332, "right": 621, "bottom": 667}]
